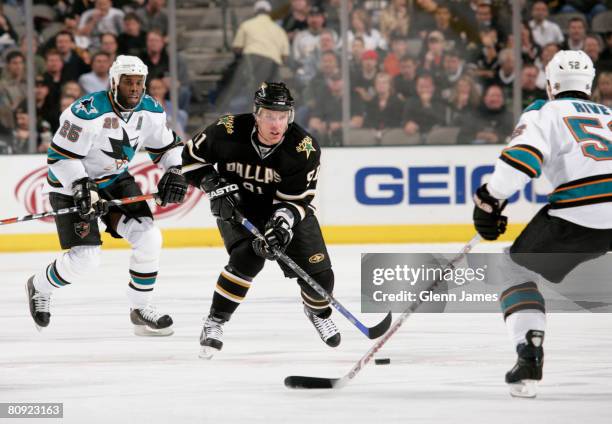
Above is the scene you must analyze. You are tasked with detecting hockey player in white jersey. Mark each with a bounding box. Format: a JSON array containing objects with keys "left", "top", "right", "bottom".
[
  {"left": 25, "top": 55, "right": 187, "bottom": 336},
  {"left": 473, "top": 50, "right": 612, "bottom": 397}
]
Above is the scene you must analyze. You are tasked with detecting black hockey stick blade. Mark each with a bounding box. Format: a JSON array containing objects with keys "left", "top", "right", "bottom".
[
  {"left": 284, "top": 376, "right": 341, "bottom": 389},
  {"left": 366, "top": 311, "right": 392, "bottom": 339}
]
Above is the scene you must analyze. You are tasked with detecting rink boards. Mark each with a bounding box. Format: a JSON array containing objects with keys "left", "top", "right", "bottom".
[{"left": 0, "top": 146, "right": 552, "bottom": 251}]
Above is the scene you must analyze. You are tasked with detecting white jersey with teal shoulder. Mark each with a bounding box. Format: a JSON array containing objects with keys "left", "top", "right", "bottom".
[
  {"left": 488, "top": 98, "right": 612, "bottom": 229},
  {"left": 45, "top": 91, "right": 183, "bottom": 195}
]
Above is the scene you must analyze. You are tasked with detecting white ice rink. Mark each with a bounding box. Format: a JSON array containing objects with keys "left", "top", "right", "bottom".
[{"left": 1, "top": 243, "right": 611, "bottom": 424}]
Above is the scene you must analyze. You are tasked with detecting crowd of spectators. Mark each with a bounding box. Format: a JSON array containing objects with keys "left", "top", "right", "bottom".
[
  {"left": 222, "top": 0, "right": 612, "bottom": 146},
  {"left": 1, "top": 0, "right": 611, "bottom": 153},
  {"left": 0, "top": 0, "right": 191, "bottom": 154}
]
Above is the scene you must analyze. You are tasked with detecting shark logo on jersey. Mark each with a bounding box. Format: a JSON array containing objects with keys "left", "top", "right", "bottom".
[
  {"left": 75, "top": 96, "right": 98, "bottom": 115},
  {"left": 102, "top": 128, "right": 139, "bottom": 169}
]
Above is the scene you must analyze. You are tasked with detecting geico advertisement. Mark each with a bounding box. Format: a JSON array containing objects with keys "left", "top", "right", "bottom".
[{"left": 317, "top": 146, "right": 551, "bottom": 225}]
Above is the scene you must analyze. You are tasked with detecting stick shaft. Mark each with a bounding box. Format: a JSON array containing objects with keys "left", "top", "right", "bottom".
[
  {"left": 0, "top": 193, "right": 156, "bottom": 226},
  {"left": 339, "top": 235, "right": 482, "bottom": 385},
  {"left": 236, "top": 213, "right": 392, "bottom": 339}
]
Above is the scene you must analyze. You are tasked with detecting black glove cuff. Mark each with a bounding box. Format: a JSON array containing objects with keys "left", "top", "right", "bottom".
[
  {"left": 166, "top": 166, "right": 183, "bottom": 176},
  {"left": 200, "top": 166, "right": 220, "bottom": 193},
  {"left": 474, "top": 184, "right": 505, "bottom": 215},
  {"left": 272, "top": 208, "right": 296, "bottom": 229},
  {"left": 72, "top": 177, "right": 98, "bottom": 196}
]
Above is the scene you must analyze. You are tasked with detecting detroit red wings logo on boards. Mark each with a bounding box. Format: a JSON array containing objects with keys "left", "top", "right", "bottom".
[
  {"left": 15, "top": 167, "right": 53, "bottom": 223},
  {"left": 15, "top": 162, "right": 204, "bottom": 223}
]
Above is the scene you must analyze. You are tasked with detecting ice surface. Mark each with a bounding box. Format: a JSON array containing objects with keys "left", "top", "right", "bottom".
[{"left": 1, "top": 243, "right": 611, "bottom": 423}]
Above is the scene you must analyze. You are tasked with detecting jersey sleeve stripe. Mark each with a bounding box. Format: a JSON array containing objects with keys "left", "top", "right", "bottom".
[
  {"left": 145, "top": 137, "right": 183, "bottom": 154},
  {"left": 184, "top": 137, "right": 208, "bottom": 164},
  {"left": 500, "top": 153, "right": 538, "bottom": 178},
  {"left": 275, "top": 189, "right": 317, "bottom": 200},
  {"left": 47, "top": 142, "right": 85, "bottom": 160},
  {"left": 500, "top": 146, "right": 542, "bottom": 178},
  {"left": 146, "top": 137, "right": 183, "bottom": 164},
  {"left": 273, "top": 199, "right": 306, "bottom": 221},
  {"left": 182, "top": 162, "right": 208, "bottom": 175},
  {"left": 46, "top": 170, "right": 63, "bottom": 188},
  {"left": 510, "top": 144, "right": 544, "bottom": 162}
]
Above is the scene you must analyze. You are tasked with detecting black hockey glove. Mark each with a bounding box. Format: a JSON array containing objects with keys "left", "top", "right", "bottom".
[
  {"left": 156, "top": 166, "right": 187, "bottom": 207},
  {"left": 473, "top": 184, "right": 508, "bottom": 241},
  {"left": 252, "top": 212, "right": 294, "bottom": 260},
  {"left": 201, "top": 170, "right": 241, "bottom": 221},
  {"left": 72, "top": 177, "right": 109, "bottom": 221}
]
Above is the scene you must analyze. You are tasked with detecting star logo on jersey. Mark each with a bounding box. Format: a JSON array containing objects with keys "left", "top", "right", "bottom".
[
  {"left": 102, "top": 128, "right": 139, "bottom": 169},
  {"left": 75, "top": 96, "right": 98, "bottom": 115},
  {"left": 217, "top": 115, "right": 234, "bottom": 134},
  {"left": 296, "top": 136, "right": 316, "bottom": 159}
]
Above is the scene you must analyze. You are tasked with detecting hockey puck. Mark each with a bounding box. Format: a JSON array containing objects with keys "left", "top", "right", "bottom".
[{"left": 375, "top": 358, "right": 391, "bottom": 365}]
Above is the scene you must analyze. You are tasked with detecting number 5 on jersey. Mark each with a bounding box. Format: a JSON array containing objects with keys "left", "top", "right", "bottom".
[{"left": 564, "top": 116, "right": 612, "bottom": 161}]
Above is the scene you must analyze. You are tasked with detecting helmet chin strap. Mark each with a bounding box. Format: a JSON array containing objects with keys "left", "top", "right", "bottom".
[{"left": 545, "top": 82, "right": 555, "bottom": 101}]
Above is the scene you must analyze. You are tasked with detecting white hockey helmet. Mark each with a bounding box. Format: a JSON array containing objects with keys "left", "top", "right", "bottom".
[
  {"left": 545, "top": 50, "right": 595, "bottom": 98},
  {"left": 108, "top": 55, "right": 148, "bottom": 110}
]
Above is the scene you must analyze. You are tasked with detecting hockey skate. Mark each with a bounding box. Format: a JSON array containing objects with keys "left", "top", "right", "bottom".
[
  {"left": 26, "top": 276, "right": 51, "bottom": 331},
  {"left": 199, "top": 315, "right": 226, "bottom": 359},
  {"left": 199, "top": 315, "right": 227, "bottom": 359},
  {"left": 130, "top": 306, "right": 174, "bottom": 336},
  {"left": 506, "top": 330, "right": 544, "bottom": 398},
  {"left": 304, "top": 305, "right": 341, "bottom": 348}
]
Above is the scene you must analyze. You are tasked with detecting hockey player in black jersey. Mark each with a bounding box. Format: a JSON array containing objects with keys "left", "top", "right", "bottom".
[{"left": 182, "top": 82, "right": 341, "bottom": 358}]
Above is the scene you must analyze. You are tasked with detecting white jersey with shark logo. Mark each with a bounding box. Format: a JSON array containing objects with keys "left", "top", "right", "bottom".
[
  {"left": 45, "top": 90, "right": 182, "bottom": 196},
  {"left": 488, "top": 98, "right": 612, "bottom": 229}
]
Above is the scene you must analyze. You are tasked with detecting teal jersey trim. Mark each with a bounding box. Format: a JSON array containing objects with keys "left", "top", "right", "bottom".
[
  {"left": 95, "top": 169, "right": 128, "bottom": 189},
  {"left": 47, "top": 170, "right": 60, "bottom": 183},
  {"left": 148, "top": 152, "right": 163, "bottom": 163},
  {"left": 136, "top": 95, "right": 164, "bottom": 114},
  {"left": 549, "top": 180, "right": 612, "bottom": 204},
  {"left": 46, "top": 170, "right": 63, "bottom": 188},
  {"left": 503, "top": 147, "right": 542, "bottom": 177},
  {"left": 47, "top": 148, "right": 68, "bottom": 162},
  {"left": 71, "top": 91, "right": 114, "bottom": 120},
  {"left": 70, "top": 93, "right": 163, "bottom": 120},
  {"left": 523, "top": 99, "right": 547, "bottom": 113},
  {"left": 500, "top": 289, "right": 545, "bottom": 314},
  {"left": 131, "top": 275, "right": 157, "bottom": 285}
]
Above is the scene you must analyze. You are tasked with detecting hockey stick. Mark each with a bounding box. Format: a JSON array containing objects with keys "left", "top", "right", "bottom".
[
  {"left": 284, "top": 234, "right": 482, "bottom": 389},
  {"left": 235, "top": 212, "right": 393, "bottom": 339},
  {"left": 0, "top": 193, "right": 157, "bottom": 226}
]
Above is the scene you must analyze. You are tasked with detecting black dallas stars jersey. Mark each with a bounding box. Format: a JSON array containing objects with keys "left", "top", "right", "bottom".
[{"left": 182, "top": 113, "right": 321, "bottom": 223}]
